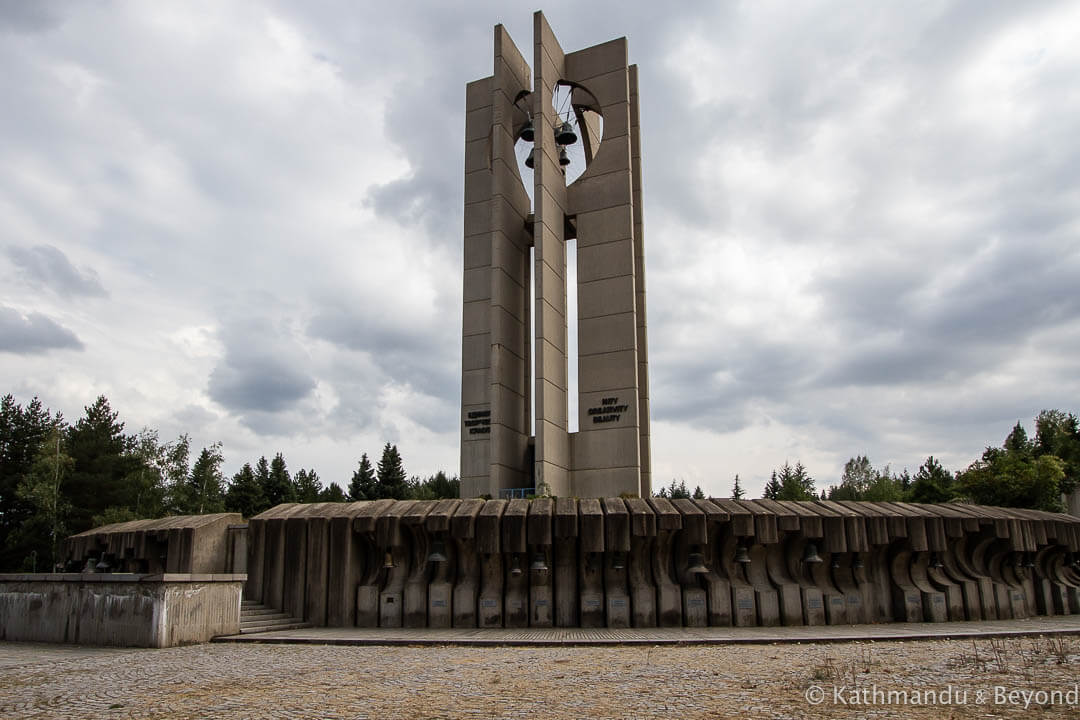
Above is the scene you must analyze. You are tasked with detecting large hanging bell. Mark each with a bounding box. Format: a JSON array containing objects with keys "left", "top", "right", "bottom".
[
  {"left": 520, "top": 117, "right": 535, "bottom": 143},
  {"left": 555, "top": 120, "right": 577, "bottom": 145},
  {"left": 525, "top": 148, "right": 535, "bottom": 169},
  {"left": 734, "top": 544, "right": 751, "bottom": 565},
  {"left": 427, "top": 539, "right": 447, "bottom": 564},
  {"left": 530, "top": 551, "right": 549, "bottom": 573},
  {"left": 558, "top": 147, "right": 570, "bottom": 167},
  {"left": 687, "top": 551, "right": 708, "bottom": 574},
  {"left": 802, "top": 542, "right": 823, "bottom": 564}
]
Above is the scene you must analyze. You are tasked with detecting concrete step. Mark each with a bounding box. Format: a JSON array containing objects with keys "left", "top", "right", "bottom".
[
  {"left": 242, "top": 613, "right": 292, "bottom": 625},
  {"left": 239, "top": 621, "right": 311, "bottom": 634},
  {"left": 239, "top": 617, "right": 300, "bottom": 626},
  {"left": 241, "top": 607, "right": 282, "bottom": 617}
]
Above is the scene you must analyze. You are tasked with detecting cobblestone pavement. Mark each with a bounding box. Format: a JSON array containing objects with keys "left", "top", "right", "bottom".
[{"left": 1, "top": 636, "right": 1078, "bottom": 719}]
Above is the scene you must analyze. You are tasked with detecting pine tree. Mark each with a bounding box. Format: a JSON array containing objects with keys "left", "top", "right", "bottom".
[
  {"left": 225, "top": 463, "right": 266, "bottom": 517},
  {"left": 375, "top": 443, "right": 408, "bottom": 500},
  {"left": 294, "top": 468, "right": 323, "bottom": 504},
  {"left": 408, "top": 471, "right": 460, "bottom": 500},
  {"left": 263, "top": 453, "right": 295, "bottom": 507},
  {"left": 64, "top": 396, "right": 137, "bottom": 533},
  {"left": 762, "top": 471, "right": 781, "bottom": 500},
  {"left": 906, "top": 456, "right": 954, "bottom": 504},
  {"left": 772, "top": 461, "right": 816, "bottom": 501},
  {"left": 1, "top": 395, "right": 61, "bottom": 569},
  {"left": 319, "top": 482, "right": 347, "bottom": 502},
  {"left": 692, "top": 485, "right": 705, "bottom": 500},
  {"left": 348, "top": 453, "right": 376, "bottom": 501},
  {"left": 731, "top": 474, "right": 744, "bottom": 499}
]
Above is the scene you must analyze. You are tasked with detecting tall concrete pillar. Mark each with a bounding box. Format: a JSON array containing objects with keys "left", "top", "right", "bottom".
[{"left": 461, "top": 12, "right": 651, "bottom": 500}]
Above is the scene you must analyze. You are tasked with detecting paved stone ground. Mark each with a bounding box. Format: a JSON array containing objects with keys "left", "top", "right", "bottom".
[{"left": 1, "top": 633, "right": 1079, "bottom": 719}]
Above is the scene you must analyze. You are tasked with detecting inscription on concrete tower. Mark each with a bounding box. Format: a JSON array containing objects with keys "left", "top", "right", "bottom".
[{"left": 460, "top": 12, "right": 651, "bottom": 500}]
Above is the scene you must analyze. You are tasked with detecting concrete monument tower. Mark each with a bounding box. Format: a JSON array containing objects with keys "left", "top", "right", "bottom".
[{"left": 460, "top": 12, "right": 650, "bottom": 500}]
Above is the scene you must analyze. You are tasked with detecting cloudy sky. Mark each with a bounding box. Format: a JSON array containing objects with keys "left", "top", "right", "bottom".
[{"left": 2, "top": 0, "right": 1078, "bottom": 498}]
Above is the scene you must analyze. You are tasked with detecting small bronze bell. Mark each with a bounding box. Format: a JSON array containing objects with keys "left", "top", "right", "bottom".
[
  {"left": 383, "top": 551, "right": 395, "bottom": 569},
  {"left": 530, "top": 551, "right": 549, "bottom": 573},
  {"left": 427, "top": 539, "right": 447, "bottom": 564},
  {"left": 734, "top": 544, "right": 751, "bottom": 565},
  {"left": 687, "top": 551, "right": 709, "bottom": 574},
  {"left": 802, "top": 542, "right": 823, "bottom": 564},
  {"left": 510, "top": 554, "right": 523, "bottom": 578},
  {"left": 558, "top": 147, "right": 570, "bottom": 167},
  {"left": 555, "top": 120, "right": 577, "bottom": 145},
  {"left": 520, "top": 117, "right": 535, "bottom": 143}
]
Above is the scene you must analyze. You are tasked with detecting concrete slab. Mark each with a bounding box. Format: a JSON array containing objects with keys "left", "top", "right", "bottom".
[{"left": 215, "top": 614, "right": 1080, "bottom": 646}]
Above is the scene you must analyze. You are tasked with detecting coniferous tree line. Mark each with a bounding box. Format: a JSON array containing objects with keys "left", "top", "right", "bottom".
[{"left": 0, "top": 394, "right": 458, "bottom": 571}]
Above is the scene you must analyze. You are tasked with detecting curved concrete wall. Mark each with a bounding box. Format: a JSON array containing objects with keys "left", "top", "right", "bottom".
[{"left": 247, "top": 498, "right": 1080, "bottom": 629}]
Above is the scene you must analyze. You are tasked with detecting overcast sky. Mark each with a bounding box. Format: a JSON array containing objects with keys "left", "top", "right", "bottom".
[{"left": 2, "top": 0, "right": 1078, "bottom": 498}]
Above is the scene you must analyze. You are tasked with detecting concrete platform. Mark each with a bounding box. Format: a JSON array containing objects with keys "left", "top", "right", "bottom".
[{"left": 214, "top": 614, "right": 1080, "bottom": 646}]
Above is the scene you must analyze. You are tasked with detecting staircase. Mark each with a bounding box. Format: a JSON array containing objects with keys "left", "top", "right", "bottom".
[{"left": 239, "top": 600, "right": 311, "bottom": 634}]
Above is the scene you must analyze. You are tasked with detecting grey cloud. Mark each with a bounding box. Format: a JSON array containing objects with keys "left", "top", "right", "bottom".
[
  {"left": 0, "top": 305, "right": 83, "bottom": 353},
  {"left": 7, "top": 244, "right": 107, "bottom": 299},
  {"left": 812, "top": 234, "right": 1080, "bottom": 389},
  {"left": 650, "top": 328, "right": 820, "bottom": 430},
  {"left": 209, "top": 356, "right": 315, "bottom": 413},
  {"left": 208, "top": 321, "right": 316, "bottom": 415},
  {"left": 0, "top": 0, "right": 65, "bottom": 34},
  {"left": 308, "top": 307, "right": 458, "bottom": 409},
  {"left": 363, "top": 77, "right": 461, "bottom": 237}
]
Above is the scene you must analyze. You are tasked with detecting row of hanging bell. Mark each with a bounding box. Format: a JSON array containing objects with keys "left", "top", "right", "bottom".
[
  {"left": 522, "top": 115, "right": 577, "bottom": 170},
  {"left": 525, "top": 146, "right": 570, "bottom": 169},
  {"left": 519, "top": 117, "right": 578, "bottom": 146}
]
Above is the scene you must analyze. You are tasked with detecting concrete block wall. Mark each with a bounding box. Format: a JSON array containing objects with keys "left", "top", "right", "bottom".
[
  {"left": 246, "top": 499, "right": 1080, "bottom": 630},
  {"left": 0, "top": 574, "right": 243, "bottom": 647}
]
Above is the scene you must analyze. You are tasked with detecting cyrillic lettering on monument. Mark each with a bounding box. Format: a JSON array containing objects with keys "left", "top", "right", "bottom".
[{"left": 464, "top": 408, "right": 492, "bottom": 435}]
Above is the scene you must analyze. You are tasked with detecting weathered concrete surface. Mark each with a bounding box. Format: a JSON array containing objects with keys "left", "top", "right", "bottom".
[
  {"left": 64, "top": 498, "right": 1080, "bottom": 637},
  {"left": 0, "top": 574, "right": 243, "bottom": 647},
  {"left": 64, "top": 514, "right": 243, "bottom": 574}
]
